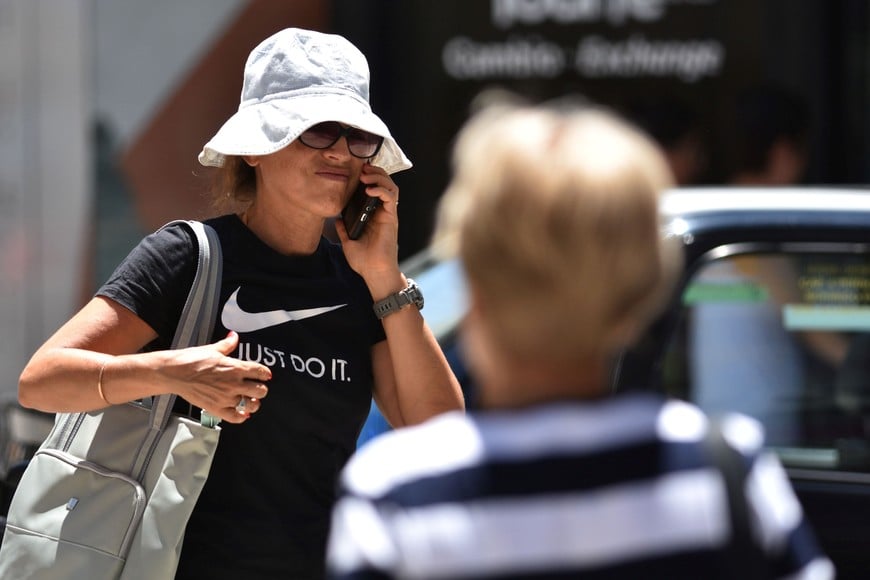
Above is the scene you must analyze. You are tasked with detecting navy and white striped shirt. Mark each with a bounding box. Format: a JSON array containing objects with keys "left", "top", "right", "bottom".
[{"left": 327, "top": 393, "right": 833, "bottom": 579}]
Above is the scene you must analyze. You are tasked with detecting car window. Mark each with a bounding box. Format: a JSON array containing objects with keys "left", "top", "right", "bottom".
[
  {"left": 663, "top": 251, "right": 870, "bottom": 473},
  {"left": 410, "top": 256, "right": 468, "bottom": 340}
]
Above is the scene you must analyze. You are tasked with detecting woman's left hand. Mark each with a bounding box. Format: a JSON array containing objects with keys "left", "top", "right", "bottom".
[{"left": 336, "top": 163, "right": 401, "bottom": 280}]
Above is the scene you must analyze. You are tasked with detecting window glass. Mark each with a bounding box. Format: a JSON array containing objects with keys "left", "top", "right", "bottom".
[
  {"left": 664, "top": 252, "right": 870, "bottom": 472},
  {"left": 412, "top": 257, "right": 468, "bottom": 340}
]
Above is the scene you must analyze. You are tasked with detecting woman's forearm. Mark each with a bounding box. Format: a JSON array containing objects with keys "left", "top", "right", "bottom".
[
  {"left": 380, "top": 308, "right": 464, "bottom": 426},
  {"left": 19, "top": 348, "right": 170, "bottom": 413}
]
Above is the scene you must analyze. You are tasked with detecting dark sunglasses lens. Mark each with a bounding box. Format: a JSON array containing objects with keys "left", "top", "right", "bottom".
[
  {"left": 299, "top": 122, "right": 342, "bottom": 149},
  {"left": 298, "top": 122, "right": 384, "bottom": 158},
  {"left": 347, "top": 130, "right": 384, "bottom": 158}
]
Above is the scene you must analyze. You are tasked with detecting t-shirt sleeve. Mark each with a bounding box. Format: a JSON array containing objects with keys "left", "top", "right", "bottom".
[
  {"left": 96, "top": 222, "right": 197, "bottom": 348},
  {"left": 327, "top": 240, "right": 387, "bottom": 345}
]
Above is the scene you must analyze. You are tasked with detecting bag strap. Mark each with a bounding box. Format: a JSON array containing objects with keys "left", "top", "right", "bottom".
[
  {"left": 705, "top": 417, "right": 768, "bottom": 580},
  {"left": 131, "top": 220, "right": 223, "bottom": 480},
  {"left": 171, "top": 221, "right": 222, "bottom": 349}
]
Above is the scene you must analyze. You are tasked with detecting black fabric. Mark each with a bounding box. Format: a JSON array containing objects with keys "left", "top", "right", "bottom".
[
  {"left": 98, "top": 215, "right": 385, "bottom": 579},
  {"left": 378, "top": 438, "right": 710, "bottom": 508}
]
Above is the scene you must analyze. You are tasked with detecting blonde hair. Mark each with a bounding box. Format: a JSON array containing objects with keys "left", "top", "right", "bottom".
[{"left": 434, "top": 100, "right": 681, "bottom": 365}]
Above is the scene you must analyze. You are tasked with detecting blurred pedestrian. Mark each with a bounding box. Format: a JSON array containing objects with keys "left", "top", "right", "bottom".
[
  {"left": 691, "top": 84, "right": 835, "bottom": 444},
  {"left": 325, "top": 97, "right": 833, "bottom": 579},
  {"left": 17, "top": 27, "right": 463, "bottom": 579},
  {"left": 727, "top": 84, "right": 810, "bottom": 185},
  {"left": 626, "top": 96, "right": 709, "bottom": 185}
]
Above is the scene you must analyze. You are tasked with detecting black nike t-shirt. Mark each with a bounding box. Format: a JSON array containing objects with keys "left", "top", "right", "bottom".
[{"left": 98, "top": 215, "right": 386, "bottom": 579}]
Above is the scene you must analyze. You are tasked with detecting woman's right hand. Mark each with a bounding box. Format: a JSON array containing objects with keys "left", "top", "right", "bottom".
[
  {"left": 19, "top": 298, "right": 271, "bottom": 418},
  {"left": 163, "top": 331, "right": 271, "bottom": 424}
]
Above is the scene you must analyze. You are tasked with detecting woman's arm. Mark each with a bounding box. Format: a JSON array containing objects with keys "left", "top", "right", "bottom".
[
  {"left": 18, "top": 296, "right": 271, "bottom": 424},
  {"left": 336, "top": 164, "right": 464, "bottom": 427},
  {"left": 369, "top": 273, "right": 464, "bottom": 428}
]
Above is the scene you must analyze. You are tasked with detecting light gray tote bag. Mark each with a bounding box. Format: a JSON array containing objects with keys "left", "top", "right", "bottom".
[{"left": 0, "top": 220, "right": 223, "bottom": 580}]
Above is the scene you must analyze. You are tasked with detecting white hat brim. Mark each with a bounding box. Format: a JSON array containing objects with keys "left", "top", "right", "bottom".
[{"left": 199, "top": 91, "right": 412, "bottom": 175}]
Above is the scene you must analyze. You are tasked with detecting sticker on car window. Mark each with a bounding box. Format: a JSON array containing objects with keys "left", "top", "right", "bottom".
[
  {"left": 783, "top": 304, "right": 870, "bottom": 331},
  {"left": 682, "top": 282, "right": 769, "bottom": 304}
]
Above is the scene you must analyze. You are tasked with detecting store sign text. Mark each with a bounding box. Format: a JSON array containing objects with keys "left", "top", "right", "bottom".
[{"left": 442, "top": 34, "right": 723, "bottom": 83}]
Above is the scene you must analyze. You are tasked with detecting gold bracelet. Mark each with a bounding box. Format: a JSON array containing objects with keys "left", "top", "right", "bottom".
[{"left": 97, "top": 362, "right": 112, "bottom": 406}]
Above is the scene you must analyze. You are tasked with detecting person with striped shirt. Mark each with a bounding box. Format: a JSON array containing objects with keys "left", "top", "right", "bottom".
[{"left": 326, "top": 98, "right": 834, "bottom": 579}]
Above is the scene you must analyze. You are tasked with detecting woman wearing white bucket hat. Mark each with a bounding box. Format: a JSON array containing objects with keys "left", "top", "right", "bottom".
[{"left": 17, "top": 27, "right": 464, "bottom": 579}]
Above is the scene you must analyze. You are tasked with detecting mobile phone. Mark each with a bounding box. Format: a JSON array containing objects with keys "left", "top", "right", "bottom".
[{"left": 342, "top": 181, "right": 382, "bottom": 240}]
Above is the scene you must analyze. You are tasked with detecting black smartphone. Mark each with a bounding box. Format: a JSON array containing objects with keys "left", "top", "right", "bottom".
[{"left": 342, "top": 181, "right": 382, "bottom": 240}]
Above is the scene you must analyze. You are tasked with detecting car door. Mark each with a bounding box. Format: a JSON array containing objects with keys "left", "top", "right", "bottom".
[{"left": 619, "top": 238, "right": 870, "bottom": 578}]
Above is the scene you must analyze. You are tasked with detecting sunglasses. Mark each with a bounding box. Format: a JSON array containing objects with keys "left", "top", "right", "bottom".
[{"left": 298, "top": 122, "right": 384, "bottom": 159}]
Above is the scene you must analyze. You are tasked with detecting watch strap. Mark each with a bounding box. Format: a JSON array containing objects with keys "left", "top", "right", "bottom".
[{"left": 373, "top": 278, "right": 423, "bottom": 319}]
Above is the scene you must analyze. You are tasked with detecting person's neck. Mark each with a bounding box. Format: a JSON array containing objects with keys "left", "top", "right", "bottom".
[
  {"left": 475, "top": 357, "right": 608, "bottom": 410},
  {"left": 240, "top": 204, "right": 323, "bottom": 256}
]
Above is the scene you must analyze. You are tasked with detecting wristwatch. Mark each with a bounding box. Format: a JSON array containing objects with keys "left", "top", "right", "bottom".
[{"left": 373, "top": 278, "right": 424, "bottom": 319}]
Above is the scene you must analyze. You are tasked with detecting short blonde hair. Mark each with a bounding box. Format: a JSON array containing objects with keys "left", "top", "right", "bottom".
[{"left": 434, "top": 101, "right": 681, "bottom": 365}]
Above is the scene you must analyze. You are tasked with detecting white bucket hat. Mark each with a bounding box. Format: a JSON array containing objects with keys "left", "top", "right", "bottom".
[{"left": 198, "top": 28, "right": 412, "bottom": 174}]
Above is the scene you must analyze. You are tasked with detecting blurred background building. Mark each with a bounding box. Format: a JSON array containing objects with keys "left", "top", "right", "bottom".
[{"left": 1, "top": 0, "right": 868, "bottom": 399}]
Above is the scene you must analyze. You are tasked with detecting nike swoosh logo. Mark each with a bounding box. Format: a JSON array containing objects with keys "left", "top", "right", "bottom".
[{"left": 221, "top": 287, "right": 347, "bottom": 333}]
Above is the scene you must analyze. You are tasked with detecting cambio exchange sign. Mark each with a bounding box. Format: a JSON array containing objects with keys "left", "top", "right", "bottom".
[{"left": 442, "top": 0, "right": 724, "bottom": 84}]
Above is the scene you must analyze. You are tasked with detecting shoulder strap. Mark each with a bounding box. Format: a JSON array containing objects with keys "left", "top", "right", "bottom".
[
  {"left": 132, "top": 220, "right": 223, "bottom": 479},
  {"left": 170, "top": 220, "right": 223, "bottom": 349},
  {"left": 705, "top": 417, "right": 768, "bottom": 579}
]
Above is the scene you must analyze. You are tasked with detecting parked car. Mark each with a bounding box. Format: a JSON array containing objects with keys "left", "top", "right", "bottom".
[{"left": 359, "top": 186, "right": 870, "bottom": 578}]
